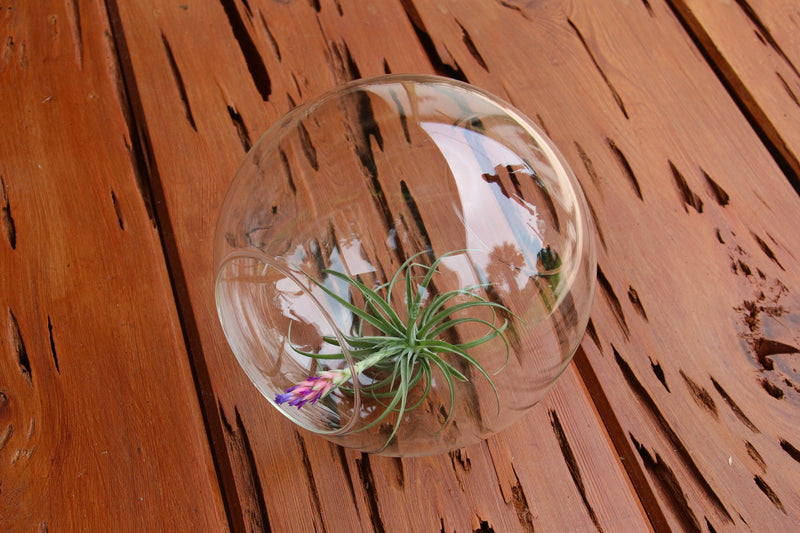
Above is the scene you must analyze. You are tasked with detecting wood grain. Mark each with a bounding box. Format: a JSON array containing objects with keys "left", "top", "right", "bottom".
[
  {"left": 410, "top": 0, "right": 800, "bottom": 529},
  {"left": 668, "top": 0, "right": 800, "bottom": 191},
  {"left": 5, "top": 0, "right": 800, "bottom": 530},
  {"left": 0, "top": 1, "right": 227, "bottom": 530},
  {"left": 106, "top": 0, "right": 651, "bottom": 530}
]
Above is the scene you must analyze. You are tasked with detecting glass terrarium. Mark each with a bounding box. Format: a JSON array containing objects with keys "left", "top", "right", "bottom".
[{"left": 214, "top": 74, "right": 596, "bottom": 457}]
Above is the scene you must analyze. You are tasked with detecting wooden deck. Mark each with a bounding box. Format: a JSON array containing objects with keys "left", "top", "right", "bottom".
[{"left": 2, "top": 0, "right": 799, "bottom": 531}]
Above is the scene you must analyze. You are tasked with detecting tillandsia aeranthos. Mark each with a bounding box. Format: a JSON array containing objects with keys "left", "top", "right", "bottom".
[{"left": 275, "top": 250, "right": 515, "bottom": 451}]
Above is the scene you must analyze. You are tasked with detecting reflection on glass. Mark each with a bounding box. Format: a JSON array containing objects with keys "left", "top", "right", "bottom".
[{"left": 214, "top": 74, "right": 596, "bottom": 456}]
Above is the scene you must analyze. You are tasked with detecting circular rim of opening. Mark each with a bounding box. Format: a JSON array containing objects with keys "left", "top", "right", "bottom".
[{"left": 215, "top": 250, "right": 362, "bottom": 436}]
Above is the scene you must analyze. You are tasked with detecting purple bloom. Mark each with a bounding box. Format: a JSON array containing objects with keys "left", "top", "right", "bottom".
[{"left": 276, "top": 371, "right": 338, "bottom": 409}]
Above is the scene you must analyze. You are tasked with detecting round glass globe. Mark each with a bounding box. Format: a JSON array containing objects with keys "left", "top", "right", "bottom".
[{"left": 214, "top": 74, "right": 596, "bottom": 456}]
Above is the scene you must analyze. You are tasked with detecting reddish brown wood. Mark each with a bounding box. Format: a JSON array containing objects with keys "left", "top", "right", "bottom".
[
  {"left": 0, "top": 1, "right": 228, "bottom": 530},
  {"left": 106, "top": 0, "right": 650, "bottom": 531},
  {"left": 5, "top": 0, "right": 800, "bottom": 530},
  {"left": 410, "top": 0, "right": 800, "bottom": 529},
  {"left": 669, "top": 0, "right": 800, "bottom": 190}
]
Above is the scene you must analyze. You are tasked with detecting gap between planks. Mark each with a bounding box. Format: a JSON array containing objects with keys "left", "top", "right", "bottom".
[
  {"left": 102, "top": 1, "right": 245, "bottom": 530},
  {"left": 665, "top": 0, "right": 800, "bottom": 194}
]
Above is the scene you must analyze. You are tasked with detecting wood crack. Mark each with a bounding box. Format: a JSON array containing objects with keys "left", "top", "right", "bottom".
[
  {"left": 290, "top": 72, "right": 304, "bottom": 98},
  {"left": 7, "top": 308, "right": 32, "bottom": 387},
  {"left": 285, "top": 93, "right": 319, "bottom": 173},
  {"left": 574, "top": 141, "right": 600, "bottom": 189},
  {"left": 630, "top": 432, "right": 701, "bottom": 533},
  {"left": 110, "top": 188, "right": 124, "bottom": 230},
  {"left": 750, "top": 232, "right": 784, "bottom": 271},
  {"left": 495, "top": 0, "right": 530, "bottom": 21},
  {"left": 298, "top": 121, "right": 319, "bottom": 173},
  {"left": 278, "top": 147, "right": 297, "bottom": 194},
  {"left": 472, "top": 520, "right": 496, "bottom": 533},
  {"left": 121, "top": 130, "right": 156, "bottom": 227},
  {"left": 508, "top": 464, "right": 535, "bottom": 532},
  {"left": 47, "top": 315, "right": 59, "bottom": 374},
  {"left": 550, "top": 409, "right": 604, "bottom": 532},
  {"left": 597, "top": 267, "right": 630, "bottom": 339},
  {"left": 355, "top": 453, "right": 387, "bottom": 533},
  {"left": 779, "top": 438, "right": 800, "bottom": 464},
  {"left": 614, "top": 345, "right": 733, "bottom": 523},
  {"left": 1, "top": 174, "right": 16, "bottom": 249},
  {"left": 399, "top": 181, "right": 433, "bottom": 261},
  {"left": 390, "top": 456, "right": 405, "bottom": 488},
  {"left": 296, "top": 433, "right": 328, "bottom": 533},
  {"left": 733, "top": 0, "right": 800, "bottom": 79},
  {"left": 0, "top": 422, "right": 12, "bottom": 452},
  {"left": 606, "top": 138, "right": 643, "bottom": 200},
  {"left": 219, "top": 403, "right": 272, "bottom": 532},
  {"left": 399, "top": 0, "right": 468, "bottom": 82},
  {"left": 709, "top": 376, "right": 759, "bottom": 432},
  {"left": 456, "top": 19, "right": 489, "bottom": 71},
  {"left": 239, "top": 0, "right": 253, "bottom": 19},
  {"left": 679, "top": 370, "right": 718, "bottom": 418},
  {"left": 753, "top": 475, "right": 786, "bottom": 514},
  {"left": 1, "top": 35, "right": 26, "bottom": 71},
  {"left": 218, "top": 0, "right": 271, "bottom": 101},
  {"left": 760, "top": 377, "right": 784, "bottom": 399},
  {"left": 627, "top": 286, "right": 648, "bottom": 322},
  {"left": 387, "top": 85, "right": 411, "bottom": 143},
  {"left": 585, "top": 318, "right": 602, "bottom": 353},
  {"left": 226, "top": 104, "right": 251, "bottom": 152},
  {"left": 744, "top": 441, "right": 765, "bottom": 472},
  {"left": 258, "top": 12, "right": 281, "bottom": 62},
  {"left": 754, "top": 337, "right": 799, "bottom": 371},
  {"left": 102, "top": 0, "right": 157, "bottom": 227},
  {"left": 776, "top": 71, "right": 800, "bottom": 108},
  {"left": 702, "top": 169, "right": 730, "bottom": 206},
  {"left": 161, "top": 33, "right": 197, "bottom": 131},
  {"left": 567, "top": 19, "right": 629, "bottom": 119},
  {"left": 449, "top": 448, "right": 471, "bottom": 478},
  {"left": 649, "top": 357, "right": 669, "bottom": 392},
  {"left": 669, "top": 161, "right": 703, "bottom": 213}
]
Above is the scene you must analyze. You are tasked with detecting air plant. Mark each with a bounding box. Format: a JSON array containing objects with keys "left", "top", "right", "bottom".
[{"left": 276, "top": 251, "right": 515, "bottom": 451}]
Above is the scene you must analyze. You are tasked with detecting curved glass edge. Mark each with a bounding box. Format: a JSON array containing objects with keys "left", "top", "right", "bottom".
[{"left": 214, "top": 250, "right": 362, "bottom": 436}]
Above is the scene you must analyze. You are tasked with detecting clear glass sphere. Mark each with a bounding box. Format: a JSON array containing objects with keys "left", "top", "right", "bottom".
[{"left": 214, "top": 74, "right": 596, "bottom": 456}]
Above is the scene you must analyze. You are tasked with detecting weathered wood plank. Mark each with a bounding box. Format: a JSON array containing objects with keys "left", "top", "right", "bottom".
[
  {"left": 0, "top": 1, "right": 228, "bottom": 530},
  {"left": 401, "top": 0, "right": 800, "bottom": 530},
  {"left": 669, "top": 0, "right": 800, "bottom": 191},
  {"left": 108, "top": 0, "right": 651, "bottom": 530}
]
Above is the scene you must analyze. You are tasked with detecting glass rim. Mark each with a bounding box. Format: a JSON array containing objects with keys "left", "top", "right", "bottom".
[{"left": 215, "top": 249, "right": 362, "bottom": 435}]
